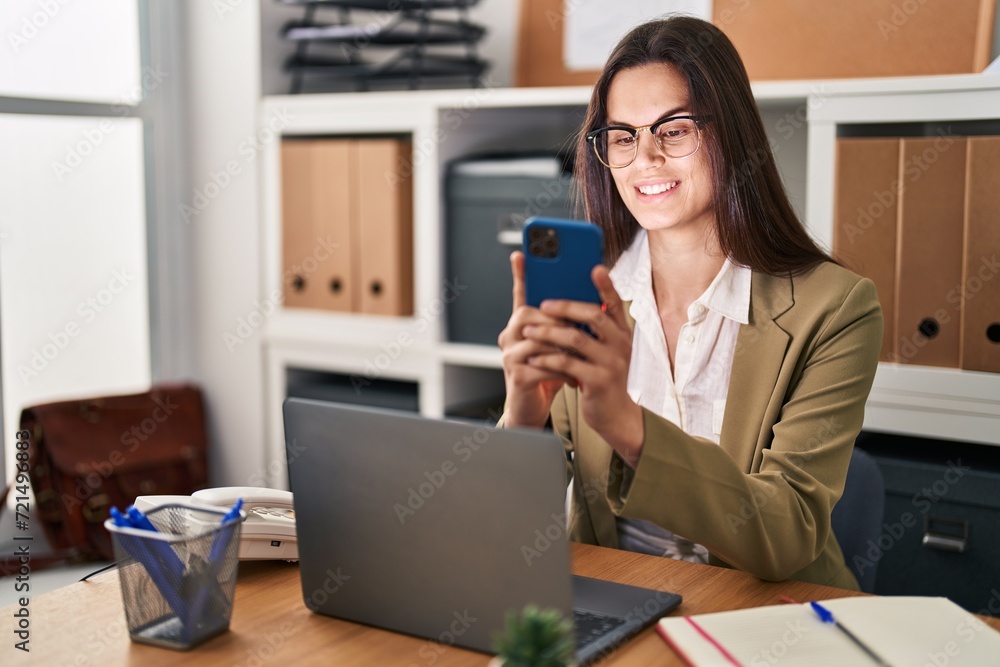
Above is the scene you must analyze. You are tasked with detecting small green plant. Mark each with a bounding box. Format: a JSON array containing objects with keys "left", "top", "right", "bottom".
[{"left": 492, "top": 604, "right": 576, "bottom": 667}]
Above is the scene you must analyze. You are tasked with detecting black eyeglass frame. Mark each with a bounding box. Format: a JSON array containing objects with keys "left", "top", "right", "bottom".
[{"left": 585, "top": 115, "right": 710, "bottom": 168}]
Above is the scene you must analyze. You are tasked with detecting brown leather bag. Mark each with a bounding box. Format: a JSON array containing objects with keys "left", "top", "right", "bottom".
[{"left": 8, "top": 384, "right": 209, "bottom": 569}]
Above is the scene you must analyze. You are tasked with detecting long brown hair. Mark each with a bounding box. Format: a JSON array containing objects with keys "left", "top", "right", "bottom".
[{"left": 576, "top": 16, "right": 832, "bottom": 275}]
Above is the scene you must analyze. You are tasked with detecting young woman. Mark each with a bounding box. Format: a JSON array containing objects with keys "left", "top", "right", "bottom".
[{"left": 497, "top": 16, "right": 882, "bottom": 589}]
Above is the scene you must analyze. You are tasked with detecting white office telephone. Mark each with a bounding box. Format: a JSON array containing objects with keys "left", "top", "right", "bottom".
[{"left": 133, "top": 486, "right": 298, "bottom": 562}]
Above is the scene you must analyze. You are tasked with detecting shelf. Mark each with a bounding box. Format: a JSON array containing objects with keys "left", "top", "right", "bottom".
[
  {"left": 866, "top": 366, "right": 1000, "bottom": 446},
  {"left": 259, "top": 75, "right": 1000, "bottom": 486},
  {"left": 263, "top": 308, "right": 438, "bottom": 349},
  {"left": 438, "top": 342, "right": 502, "bottom": 368}
]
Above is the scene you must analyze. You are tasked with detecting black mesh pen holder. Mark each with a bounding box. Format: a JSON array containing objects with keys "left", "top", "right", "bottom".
[{"left": 104, "top": 504, "right": 244, "bottom": 650}]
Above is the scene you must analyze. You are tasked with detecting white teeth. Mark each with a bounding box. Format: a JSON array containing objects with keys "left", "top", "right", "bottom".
[{"left": 637, "top": 182, "right": 678, "bottom": 195}]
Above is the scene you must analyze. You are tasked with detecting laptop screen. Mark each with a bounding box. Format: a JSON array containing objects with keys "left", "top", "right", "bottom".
[{"left": 284, "top": 398, "right": 575, "bottom": 653}]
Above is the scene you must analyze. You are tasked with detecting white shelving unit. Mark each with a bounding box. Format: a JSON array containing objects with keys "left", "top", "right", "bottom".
[
  {"left": 259, "top": 74, "right": 1000, "bottom": 488},
  {"left": 806, "top": 74, "right": 1000, "bottom": 446}
]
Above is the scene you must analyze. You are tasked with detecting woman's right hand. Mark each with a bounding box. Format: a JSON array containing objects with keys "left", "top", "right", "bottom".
[{"left": 497, "top": 251, "right": 575, "bottom": 429}]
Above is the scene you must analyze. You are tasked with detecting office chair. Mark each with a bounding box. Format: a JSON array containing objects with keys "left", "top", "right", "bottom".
[{"left": 830, "top": 446, "right": 885, "bottom": 593}]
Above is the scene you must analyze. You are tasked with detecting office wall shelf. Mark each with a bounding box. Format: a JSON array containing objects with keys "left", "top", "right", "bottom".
[{"left": 259, "top": 74, "right": 1000, "bottom": 488}]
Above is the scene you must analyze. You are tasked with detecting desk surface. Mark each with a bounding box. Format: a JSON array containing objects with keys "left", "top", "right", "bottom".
[{"left": 4, "top": 543, "right": 999, "bottom": 666}]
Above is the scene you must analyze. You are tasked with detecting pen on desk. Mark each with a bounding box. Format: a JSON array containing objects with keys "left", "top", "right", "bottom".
[
  {"left": 810, "top": 601, "right": 893, "bottom": 667},
  {"left": 184, "top": 499, "right": 244, "bottom": 642}
]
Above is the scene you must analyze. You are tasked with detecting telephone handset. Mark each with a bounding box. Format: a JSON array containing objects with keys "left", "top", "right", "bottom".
[{"left": 133, "top": 486, "right": 298, "bottom": 562}]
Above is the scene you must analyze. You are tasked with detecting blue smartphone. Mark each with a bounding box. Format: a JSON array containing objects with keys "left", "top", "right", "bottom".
[{"left": 523, "top": 216, "right": 604, "bottom": 315}]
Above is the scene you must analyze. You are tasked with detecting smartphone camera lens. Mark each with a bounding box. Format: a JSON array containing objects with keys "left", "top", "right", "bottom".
[
  {"left": 527, "top": 225, "right": 559, "bottom": 259},
  {"left": 543, "top": 231, "right": 559, "bottom": 258}
]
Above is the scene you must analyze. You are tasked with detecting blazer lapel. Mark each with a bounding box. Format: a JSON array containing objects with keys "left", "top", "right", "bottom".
[{"left": 720, "top": 272, "right": 794, "bottom": 473}]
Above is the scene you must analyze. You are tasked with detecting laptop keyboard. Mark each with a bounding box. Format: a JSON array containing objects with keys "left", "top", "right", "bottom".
[{"left": 573, "top": 609, "right": 628, "bottom": 648}]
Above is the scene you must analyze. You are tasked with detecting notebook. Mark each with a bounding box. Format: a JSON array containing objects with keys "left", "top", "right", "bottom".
[
  {"left": 657, "top": 596, "right": 1000, "bottom": 666},
  {"left": 283, "top": 398, "right": 682, "bottom": 665}
]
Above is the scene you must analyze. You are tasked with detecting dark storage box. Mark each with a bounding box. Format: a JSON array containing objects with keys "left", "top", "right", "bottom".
[
  {"left": 855, "top": 431, "right": 1000, "bottom": 614},
  {"left": 445, "top": 153, "right": 575, "bottom": 345},
  {"left": 286, "top": 367, "right": 419, "bottom": 413}
]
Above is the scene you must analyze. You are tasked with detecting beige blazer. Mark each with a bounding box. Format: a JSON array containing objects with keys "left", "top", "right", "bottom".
[{"left": 545, "top": 262, "right": 882, "bottom": 590}]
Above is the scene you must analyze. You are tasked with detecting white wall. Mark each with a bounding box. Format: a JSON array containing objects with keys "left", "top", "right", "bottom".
[{"left": 181, "top": 0, "right": 267, "bottom": 487}]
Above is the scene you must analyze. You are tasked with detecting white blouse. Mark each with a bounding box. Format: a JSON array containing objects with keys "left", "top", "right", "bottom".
[{"left": 608, "top": 228, "right": 752, "bottom": 563}]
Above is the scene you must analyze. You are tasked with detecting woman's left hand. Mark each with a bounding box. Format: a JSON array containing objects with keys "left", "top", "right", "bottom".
[{"left": 522, "top": 265, "right": 645, "bottom": 467}]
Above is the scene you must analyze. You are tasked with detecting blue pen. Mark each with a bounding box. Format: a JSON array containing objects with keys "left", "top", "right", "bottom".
[
  {"left": 810, "top": 601, "right": 893, "bottom": 667},
  {"left": 124, "top": 505, "right": 185, "bottom": 579},
  {"left": 125, "top": 505, "right": 159, "bottom": 532},
  {"left": 184, "top": 499, "right": 243, "bottom": 642},
  {"left": 109, "top": 506, "right": 189, "bottom": 620},
  {"left": 110, "top": 506, "right": 130, "bottom": 528},
  {"left": 220, "top": 498, "right": 244, "bottom": 526}
]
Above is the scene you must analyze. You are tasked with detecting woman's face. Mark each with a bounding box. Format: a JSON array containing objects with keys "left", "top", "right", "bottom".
[{"left": 604, "top": 63, "right": 715, "bottom": 239}]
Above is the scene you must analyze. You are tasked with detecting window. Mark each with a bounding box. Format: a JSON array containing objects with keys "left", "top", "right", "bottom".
[{"left": 0, "top": 1, "right": 180, "bottom": 486}]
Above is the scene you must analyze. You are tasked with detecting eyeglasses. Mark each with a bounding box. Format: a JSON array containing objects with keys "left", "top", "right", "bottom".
[{"left": 586, "top": 115, "right": 706, "bottom": 169}]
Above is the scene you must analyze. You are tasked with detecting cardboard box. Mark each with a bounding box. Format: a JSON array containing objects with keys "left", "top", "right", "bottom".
[
  {"left": 515, "top": 0, "right": 996, "bottom": 86},
  {"left": 715, "top": 0, "right": 995, "bottom": 80}
]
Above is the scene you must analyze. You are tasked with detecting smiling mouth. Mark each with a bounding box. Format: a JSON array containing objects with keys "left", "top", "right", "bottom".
[{"left": 637, "top": 181, "right": 679, "bottom": 195}]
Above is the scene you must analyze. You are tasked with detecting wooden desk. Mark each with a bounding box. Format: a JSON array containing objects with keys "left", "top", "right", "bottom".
[{"left": 4, "top": 544, "right": 999, "bottom": 666}]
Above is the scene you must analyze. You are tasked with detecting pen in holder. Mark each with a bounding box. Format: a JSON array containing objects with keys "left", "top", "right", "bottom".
[{"left": 104, "top": 503, "right": 245, "bottom": 650}]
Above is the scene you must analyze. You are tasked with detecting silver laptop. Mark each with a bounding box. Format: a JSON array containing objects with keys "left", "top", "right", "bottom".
[{"left": 283, "top": 398, "right": 682, "bottom": 665}]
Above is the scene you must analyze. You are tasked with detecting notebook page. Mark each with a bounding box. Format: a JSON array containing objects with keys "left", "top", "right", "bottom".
[
  {"left": 658, "top": 604, "right": 875, "bottom": 666},
  {"left": 822, "top": 596, "right": 1000, "bottom": 666}
]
